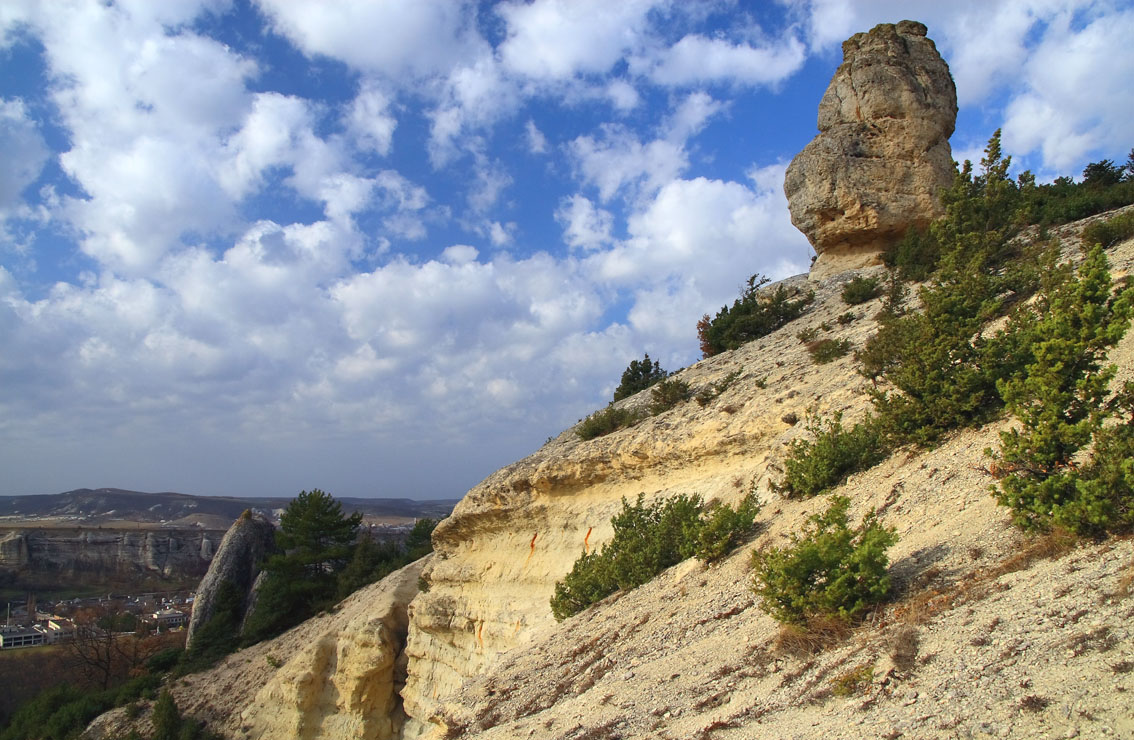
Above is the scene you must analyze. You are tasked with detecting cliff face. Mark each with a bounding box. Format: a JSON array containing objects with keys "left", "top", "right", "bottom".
[
  {"left": 397, "top": 272, "right": 885, "bottom": 737},
  {"left": 0, "top": 526, "right": 220, "bottom": 585},
  {"left": 83, "top": 557, "right": 427, "bottom": 740}
]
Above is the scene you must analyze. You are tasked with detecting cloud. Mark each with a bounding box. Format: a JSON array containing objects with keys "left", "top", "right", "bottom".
[
  {"left": 556, "top": 195, "right": 614, "bottom": 251},
  {"left": 666, "top": 91, "right": 726, "bottom": 142},
  {"left": 570, "top": 128, "right": 688, "bottom": 203},
  {"left": 496, "top": 0, "right": 660, "bottom": 80},
  {"left": 637, "top": 33, "right": 807, "bottom": 87},
  {"left": 584, "top": 166, "right": 811, "bottom": 346},
  {"left": 467, "top": 158, "right": 513, "bottom": 214},
  {"left": 525, "top": 120, "right": 548, "bottom": 154},
  {"left": 347, "top": 81, "right": 398, "bottom": 156},
  {"left": 568, "top": 93, "right": 726, "bottom": 204},
  {"left": 254, "top": 0, "right": 485, "bottom": 81},
  {"left": 1000, "top": 8, "right": 1134, "bottom": 173},
  {"left": 427, "top": 55, "right": 519, "bottom": 166},
  {"left": 606, "top": 79, "right": 641, "bottom": 112}
]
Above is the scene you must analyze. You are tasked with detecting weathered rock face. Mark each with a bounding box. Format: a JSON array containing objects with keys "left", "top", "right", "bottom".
[
  {"left": 81, "top": 557, "right": 428, "bottom": 740},
  {"left": 238, "top": 559, "right": 425, "bottom": 740},
  {"left": 186, "top": 511, "right": 275, "bottom": 649},
  {"left": 784, "top": 20, "right": 957, "bottom": 279},
  {"left": 0, "top": 526, "right": 219, "bottom": 586}
]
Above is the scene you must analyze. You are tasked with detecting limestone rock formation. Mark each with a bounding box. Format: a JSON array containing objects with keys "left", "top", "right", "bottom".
[
  {"left": 784, "top": 20, "right": 957, "bottom": 279},
  {"left": 186, "top": 510, "right": 274, "bottom": 649},
  {"left": 82, "top": 557, "right": 428, "bottom": 740},
  {"left": 0, "top": 526, "right": 219, "bottom": 587},
  {"left": 238, "top": 558, "right": 425, "bottom": 740}
]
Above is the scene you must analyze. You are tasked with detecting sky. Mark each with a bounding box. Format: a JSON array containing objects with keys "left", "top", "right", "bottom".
[{"left": 1, "top": 0, "right": 1132, "bottom": 501}]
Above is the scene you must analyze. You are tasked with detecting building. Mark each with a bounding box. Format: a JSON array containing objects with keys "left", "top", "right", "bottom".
[
  {"left": 150, "top": 608, "right": 188, "bottom": 630},
  {"left": 0, "top": 626, "right": 46, "bottom": 649},
  {"left": 42, "top": 618, "right": 75, "bottom": 644}
]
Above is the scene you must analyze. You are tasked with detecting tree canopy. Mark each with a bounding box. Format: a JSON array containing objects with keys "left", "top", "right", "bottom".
[{"left": 613, "top": 353, "right": 667, "bottom": 401}]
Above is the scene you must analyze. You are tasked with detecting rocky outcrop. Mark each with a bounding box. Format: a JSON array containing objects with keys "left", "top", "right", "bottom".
[
  {"left": 186, "top": 511, "right": 275, "bottom": 649},
  {"left": 0, "top": 526, "right": 219, "bottom": 586},
  {"left": 238, "top": 559, "right": 425, "bottom": 740},
  {"left": 81, "top": 558, "right": 427, "bottom": 740},
  {"left": 784, "top": 20, "right": 957, "bottom": 279}
]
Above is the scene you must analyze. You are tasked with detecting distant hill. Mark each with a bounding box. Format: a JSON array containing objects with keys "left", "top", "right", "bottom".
[{"left": 0, "top": 487, "right": 457, "bottom": 526}]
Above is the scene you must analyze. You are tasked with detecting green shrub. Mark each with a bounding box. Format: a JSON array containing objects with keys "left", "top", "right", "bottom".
[
  {"left": 649, "top": 377, "right": 690, "bottom": 414},
  {"left": 696, "top": 492, "right": 761, "bottom": 562},
  {"left": 613, "top": 353, "right": 667, "bottom": 401},
  {"left": 860, "top": 260, "right": 1030, "bottom": 446},
  {"left": 153, "top": 690, "right": 181, "bottom": 740},
  {"left": 841, "top": 276, "right": 882, "bottom": 305},
  {"left": 698, "top": 274, "right": 814, "bottom": 357},
  {"left": 777, "top": 412, "right": 889, "bottom": 498},
  {"left": 145, "top": 647, "right": 184, "bottom": 674},
  {"left": 991, "top": 246, "right": 1134, "bottom": 534},
  {"left": 831, "top": 664, "right": 874, "bottom": 696},
  {"left": 575, "top": 403, "right": 643, "bottom": 440},
  {"left": 1082, "top": 210, "right": 1134, "bottom": 248},
  {"left": 796, "top": 326, "right": 819, "bottom": 343},
  {"left": 752, "top": 495, "right": 898, "bottom": 625},
  {"left": 837, "top": 311, "right": 856, "bottom": 325},
  {"left": 551, "top": 493, "right": 760, "bottom": 620},
  {"left": 807, "top": 338, "right": 851, "bottom": 364},
  {"left": 695, "top": 370, "right": 741, "bottom": 406},
  {"left": 885, "top": 226, "right": 940, "bottom": 281}
]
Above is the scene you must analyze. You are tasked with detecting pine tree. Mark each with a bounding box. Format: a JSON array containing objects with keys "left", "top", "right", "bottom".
[{"left": 612, "top": 353, "right": 667, "bottom": 401}]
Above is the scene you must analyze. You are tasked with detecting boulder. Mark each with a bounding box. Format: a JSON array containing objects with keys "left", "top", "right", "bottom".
[
  {"left": 186, "top": 510, "right": 275, "bottom": 649},
  {"left": 784, "top": 20, "right": 957, "bottom": 279}
]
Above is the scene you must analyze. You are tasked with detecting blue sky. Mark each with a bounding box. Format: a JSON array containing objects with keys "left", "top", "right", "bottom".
[{"left": 1, "top": 0, "right": 1132, "bottom": 500}]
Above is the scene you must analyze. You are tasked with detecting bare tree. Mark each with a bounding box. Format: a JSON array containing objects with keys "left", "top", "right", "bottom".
[{"left": 66, "top": 603, "right": 179, "bottom": 689}]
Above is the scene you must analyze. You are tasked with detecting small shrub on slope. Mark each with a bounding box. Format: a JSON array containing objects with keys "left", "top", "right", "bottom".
[
  {"left": 807, "top": 338, "right": 852, "bottom": 364},
  {"left": 752, "top": 495, "right": 897, "bottom": 625},
  {"left": 551, "top": 492, "right": 760, "bottom": 620},
  {"left": 1082, "top": 210, "right": 1134, "bottom": 249},
  {"left": 698, "top": 274, "right": 814, "bottom": 358},
  {"left": 649, "top": 377, "right": 690, "bottom": 415},
  {"left": 841, "top": 276, "right": 882, "bottom": 305},
  {"left": 777, "top": 412, "right": 889, "bottom": 498},
  {"left": 695, "top": 369, "right": 741, "bottom": 407},
  {"left": 576, "top": 403, "right": 643, "bottom": 441},
  {"left": 696, "top": 491, "right": 762, "bottom": 563}
]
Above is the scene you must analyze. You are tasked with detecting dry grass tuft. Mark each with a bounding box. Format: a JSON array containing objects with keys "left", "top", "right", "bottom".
[
  {"left": 773, "top": 616, "right": 852, "bottom": 657},
  {"left": 1019, "top": 694, "right": 1050, "bottom": 712},
  {"left": 830, "top": 663, "right": 874, "bottom": 697},
  {"left": 888, "top": 625, "right": 920, "bottom": 671},
  {"left": 991, "top": 528, "right": 1078, "bottom": 578},
  {"left": 1113, "top": 558, "right": 1134, "bottom": 599}
]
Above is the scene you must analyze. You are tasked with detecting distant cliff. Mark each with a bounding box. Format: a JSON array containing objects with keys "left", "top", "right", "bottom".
[{"left": 0, "top": 526, "right": 222, "bottom": 589}]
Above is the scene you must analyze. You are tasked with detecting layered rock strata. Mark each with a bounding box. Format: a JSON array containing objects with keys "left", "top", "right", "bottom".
[
  {"left": 0, "top": 526, "right": 219, "bottom": 584},
  {"left": 784, "top": 20, "right": 957, "bottom": 279},
  {"left": 398, "top": 273, "right": 875, "bottom": 737}
]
